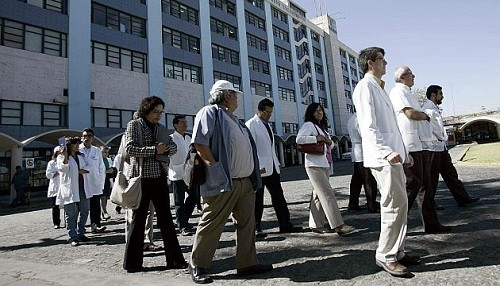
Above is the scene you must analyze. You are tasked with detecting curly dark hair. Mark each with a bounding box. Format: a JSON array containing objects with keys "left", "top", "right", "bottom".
[
  {"left": 137, "top": 96, "right": 165, "bottom": 119},
  {"left": 304, "top": 102, "right": 329, "bottom": 129},
  {"left": 359, "top": 47, "right": 385, "bottom": 73}
]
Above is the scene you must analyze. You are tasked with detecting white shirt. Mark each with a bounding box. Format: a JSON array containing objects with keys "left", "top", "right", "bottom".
[
  {"left": 389, "top": 83, "right": 424, "bottom": 152},
  {"left": 225, "top": 112, "right": 254, "bottom": 178},
  {"left": 168, "top": 131, "right": 192, "bottom": 181},
  {"left": 347, "top": 114, "right": 363, "bottom": 162},
  {"left": 423, "top": 100, "right": 447, "bottom": 151},
  {"left": 296, "top": 121, "right": 333, "bottom": 168}
]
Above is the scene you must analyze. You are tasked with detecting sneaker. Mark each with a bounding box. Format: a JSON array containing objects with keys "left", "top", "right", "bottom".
[
  {"left": 101, "top": 213, "right": 111, "bottom": 220},
  {"left": 70, "top": 241, "right": 79, "bottom": 247},
  {"left": 335, "top": 224, "right": 356, "bottom": 236},
  {"left": 181, "top": 228, "right": 195, "bottom": 236},
  {"left": 91, "top": 224, "right": 107, "bottom": 233},
  {"left": 54, "top": 225, "right": 60, "bottom": 229}
]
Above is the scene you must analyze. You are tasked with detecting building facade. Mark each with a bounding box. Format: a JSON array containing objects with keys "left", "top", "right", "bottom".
[{"left": 0, "top": 0, "right": 360, "bottom": 195}]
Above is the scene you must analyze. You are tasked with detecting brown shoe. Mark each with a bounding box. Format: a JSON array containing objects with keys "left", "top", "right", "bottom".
[
  {"left": 335, "top": 224, "right": 356, "bottom": 236},
  {"left": 375, "top": 260, "right": 410, "bottom": 277}
]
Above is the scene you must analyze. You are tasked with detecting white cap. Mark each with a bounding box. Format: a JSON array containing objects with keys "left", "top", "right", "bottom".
[
  {"left": 209, "top": 80, "right": 242, "bottom": 97},
  {"left": 53, "top": 146, "right": 61, "bottom": 153}
]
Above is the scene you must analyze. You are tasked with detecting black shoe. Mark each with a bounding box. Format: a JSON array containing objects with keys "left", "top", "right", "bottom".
[
  {"left": 348, "top": 206, "right": 366, "bottom": 211},
  {"left": 399, "top": 254, "right": 421, "bottom": 266},
  {"left": 188, "top": 262, "right": 213, "bottom": 284},
  {"left": 425, "top": 224, "right": 452, "bottom": 234},
  {"left": 279, "top": 226, "right": 303, "bottom": 233},
  {"left": 77, "top": 235, "right": 90, "bottom": 242},
  {"left": 256, "top": 229, "right": 267, "bottom": 238},
  {"left": 166, "top": 260, "right": 188, "bottom": 270},
  {"left": 237, "top": 264, "right": 273, "bottom": 277},
  {"left": 458, "top": 198, "right": 479, "bottom": 207},
  {"left": 125, "top": 266, "right": 144, "bottom": 273}
]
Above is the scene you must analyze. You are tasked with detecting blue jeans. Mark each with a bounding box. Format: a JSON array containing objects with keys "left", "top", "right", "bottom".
[{"left": 64, "top": 189, "right": 90, "bottom": 241}]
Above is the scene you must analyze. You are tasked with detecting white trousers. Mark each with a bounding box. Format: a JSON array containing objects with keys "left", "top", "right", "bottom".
[
  {"left": 370, "top": 164, "right": 408, "bottom": 262},
  {"left": 306, "top": 167, "right": 344, "bottom": 229}
]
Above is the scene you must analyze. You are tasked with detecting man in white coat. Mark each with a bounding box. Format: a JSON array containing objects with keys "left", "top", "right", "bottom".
[
  {"left": 246, "top": 99, "right": 301, "bottom": 237},
  {"left": 79, "top": 128, "right": 106, "bottom": 234},
  {"left": 352, "top": 47, "right": 419, "bottom": 277}
]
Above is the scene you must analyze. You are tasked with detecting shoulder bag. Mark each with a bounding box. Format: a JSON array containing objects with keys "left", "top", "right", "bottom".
[
  {"left": 110, "top": 120, "right": 143, "bottom": 210},
  {"left": 297, "top": 124, "right": 325, "bottom": 155},
  {"left": 183, "top": 144, "right": 206, "bottom": 189}
]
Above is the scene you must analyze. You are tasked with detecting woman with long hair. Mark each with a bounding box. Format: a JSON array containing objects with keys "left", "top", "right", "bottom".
[
  {"left": 122, "top": 96, "right": 186, "bottom": 272},
  {"left": 296, "top": 103, "right": 355, "bottom": 235},
  {"left": 46, "top": 146, "right": 62, "bottom": 229}
]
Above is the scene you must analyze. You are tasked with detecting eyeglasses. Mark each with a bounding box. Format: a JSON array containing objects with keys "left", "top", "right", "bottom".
[
  {"left": 82, "top": 134, "right": 93, "bottom": 138},
  {"left": 262, "top": 109, "right": 273, "bottom": 115},
  {"left": 151, "top": 110, "right": 164, "bottom": 115}
]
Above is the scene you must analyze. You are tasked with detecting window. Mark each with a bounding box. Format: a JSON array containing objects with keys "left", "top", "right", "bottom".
[
  {"left": 163, "top": 27, "right": 200, "bottom": 53},
  {"left": 341, "top": 62, "right": 348, "bottom": 72},
  {"left": 311, "top": 31, "right": 320, "bottom": 42},
  {"left": 315, "top": 63, "right": 323, "bottom": 75},
  {"left": 209, "top": 0, "right": 236, "bottom": 16},
  {"left": 345, "top": 90, "right": 351, "bottom": 99},
  {"left": 246, "top": 0, "right": 263, "bottom": 9},
  {"left": 313, "top": 47, "right": 322, "bottom": 59},
  {"left": 210, "top": 18, "right": 238, "bottom": 40},
  {"left": 0, "top": 18, "right": 67, "bottom": 57},
  {"left": 340, "top": 49, "right": 346, "bottom": 58},
  {"left": 91, "top": 3, "right": 146, "bottom": 38},
  {"left": 162, "top": 0, "right": 199, "bottom": 25},
  {"left": 164, "top": 59, "right": 202, "bottom": 83},
  {"left": 91, "top": 41, "right": 147, "bottom": 73},
  {"left": 346, "top": 104, "right": 355, "bottom": 114},
  {"left": 214, "top": 71, "right": 241, "bottom": 90},
  {"left": 211, "top": 44, "right": 239, "bottom": 65},
  {"left": 93, "top": 108, "right": 134, "bottom": 128},
  {"left": 282, "top": 122, "right": 298, "bottom": 134},
  {"left": 18, "top": 0, "right": 67, "bottom": 14},
  {"left": 319, "top": 97, "right": 327, "bottom": 108},
  {"left": 343, "top": 76, "right": 349, "bottom": 85},
  {"left": 349, "top": 55, "right": 356, "bottom": 64},
  {"left": 277, "top": 66, "right": 293, "bottom": 81},
  {"left": 247, "top": 33, "right": 267, "bottom": 52},
  {"left": 317, "top": 80, "right": 325, "bottom": 91},
  {"left": 273, "top": 26, "right": 289, "bottom": 42},
  {"left": 351, "top": 80, "right": 358, "bottom": 88},
  {"left": 272, "top": 7, "right": 288, "bottom": 23},
  {"left": 245, "top": 11, "right": 266, "bottom": 31},
  {"left": 250, "top": 80, "right": 271, "bottom": 97},
  {"left": 278, "top": 87, "right": 296, "bottom": 102},
  {"left": 1, "top": 100, "right": 66, "bottom": 126},
  {"left": 275, "top": 45, "right": 291, "bottom": 61},
  {"left": 249, "top": 57, "right": 269, "bottom": 74}
]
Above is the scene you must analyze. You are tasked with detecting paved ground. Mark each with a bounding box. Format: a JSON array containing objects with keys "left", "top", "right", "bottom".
[{"left": 0, "top": 155, "right": 499, "bottom": 285}]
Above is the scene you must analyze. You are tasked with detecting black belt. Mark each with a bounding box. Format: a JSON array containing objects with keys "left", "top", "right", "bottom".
[{"left": 232, "top": 177, "right": 248, "bottom": 181}]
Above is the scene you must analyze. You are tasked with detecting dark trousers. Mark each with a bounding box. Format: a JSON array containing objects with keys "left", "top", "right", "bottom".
[
  {"left": 405, "top": 150, "right": 442, "bottom": 229},
  {"left": 255, "top": 169, "right": 292, "bottom": 231},
  {"left": 348, "top": 162, "right": 378, "bottom": 212},
  {"left": 89, "top": 195, "right": 102, "bottom": 227},
  {"left": 123, "top": 176, "right": 184, "bottom": 270},
  {"left": 51, "top": 196, "right": 61, "bottom": 226},
  {"left": 172, "top": 179, "right": 197, "bottom": 230},
  {"left": 431, "top": 150, "right": 473, "bottom": 204},
  {"left": 11, "top": 187, "right": 27, "bottom": 206}
]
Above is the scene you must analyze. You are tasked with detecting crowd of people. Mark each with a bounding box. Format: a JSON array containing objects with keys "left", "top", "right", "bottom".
[{"left": 34, "top": 47, "right": 480, "bottom": 283}]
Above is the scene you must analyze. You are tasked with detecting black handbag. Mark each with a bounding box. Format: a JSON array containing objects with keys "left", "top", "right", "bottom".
[{"left": 183, "top": 145, "right": 206, "bottom": 188}]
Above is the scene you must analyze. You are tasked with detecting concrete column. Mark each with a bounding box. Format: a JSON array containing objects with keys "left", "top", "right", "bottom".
[
  {"left": 278, "top": 141, "right": 285, "bottom": 168},
  {"left": 67, "top": 0, "right": 91, "bottom": 130},
  {"left": 199, "top": 0, "right": 213, "bottom": 104},
  {"left": 306, "top": 27, "right": 318, "bottom": 103},
  {"left": 235, "top": 0, "right": 252, "bottom": 120},
  {"left": 146, "top": 0, "right": 165, "bottom": 97},
  {"left": 288, "top": 15, "right": 303, "bottom": 127},
  {"left": 320, "top": 36, "right": 335, "bottom": 134}
]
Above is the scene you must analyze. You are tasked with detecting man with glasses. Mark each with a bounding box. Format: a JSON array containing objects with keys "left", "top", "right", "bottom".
[
  {"left": 79, "top": 128, "right": 106, "bottom": 234},
  {"left": 389, "top": 66, "right": 451, "bottom": 234},
  {"left": 246, "top": 98, "right": 302, "bottom": 238},
  {"left": 353, "top": 48, "right": 419, "bottom": 277}
]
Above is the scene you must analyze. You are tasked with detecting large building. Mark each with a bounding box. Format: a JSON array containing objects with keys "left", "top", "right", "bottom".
[{"left": 0, "top": 0, "right": 361, "bottom": 196}]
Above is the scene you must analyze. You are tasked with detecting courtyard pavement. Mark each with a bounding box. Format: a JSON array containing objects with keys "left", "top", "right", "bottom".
[{"left": 0, "top": 151, "right": 498, "bottom": 285}]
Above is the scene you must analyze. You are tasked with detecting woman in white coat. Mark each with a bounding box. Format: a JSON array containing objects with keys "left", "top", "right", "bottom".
[
  {"left": 296, "top": 103, "right": 355, "bottom": 235},
  {"left": 46, "top": 146, "right": 62, "bottom": 229},
  {"left": 56, "top": 137, "right": 92, "bottom": 246}
]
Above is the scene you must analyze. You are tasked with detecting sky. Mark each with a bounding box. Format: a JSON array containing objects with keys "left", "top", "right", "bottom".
[{"left": 293, "top": 0, "right": 500, "bottom": 117}]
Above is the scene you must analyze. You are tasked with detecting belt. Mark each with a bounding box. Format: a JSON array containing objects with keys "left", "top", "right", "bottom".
[{"left": 231, "top": 177, "right": 248, "bottom": 181}]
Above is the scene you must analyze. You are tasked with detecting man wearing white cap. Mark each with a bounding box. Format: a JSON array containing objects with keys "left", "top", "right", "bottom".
[{"left": 188, "top": 80, "right": 272, "bottom": 283}]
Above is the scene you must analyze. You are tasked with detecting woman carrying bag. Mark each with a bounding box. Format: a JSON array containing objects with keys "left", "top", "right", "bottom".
[
  {"left": 296, "top": 103, "right": 355, "bottom": 235},
  {"left": 123, "top": 96, "right": 187, "bottom": 273}
]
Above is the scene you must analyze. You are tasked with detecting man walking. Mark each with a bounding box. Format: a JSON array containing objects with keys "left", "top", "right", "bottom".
[
  {"left": 423, "top": 85, "right": 479, "bottom": 207},
  {"left": 246, "top": 98, "right": 302, "bottom": 237},
  {"left": 353, "top": 47, "right": 420, "bottom": 277},
  {"left": 189, "top": 80, "right": 272, "bottom": 284},
  {"left": 389, "top": 66, "right": 450, "bottom": 234},
  {"left": 346, "top": 114, "right": 379, "bottom": 213},
  {"left": 79, "top": 128, "right": 106, "bottom": 234},
  {"left": 169, "top": 115, "right": 197, "bottom": 236},
  {"left": 10, "top": 166, "right": 29, "bottom": 207}
]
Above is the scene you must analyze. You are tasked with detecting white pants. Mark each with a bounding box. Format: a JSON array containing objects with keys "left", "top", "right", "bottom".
[
  {"left": 306, "top": 167, "right": 344, "bottom": 229},
  {"left": 370, "top": 164, "right": 408, "bottom": 263}
]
